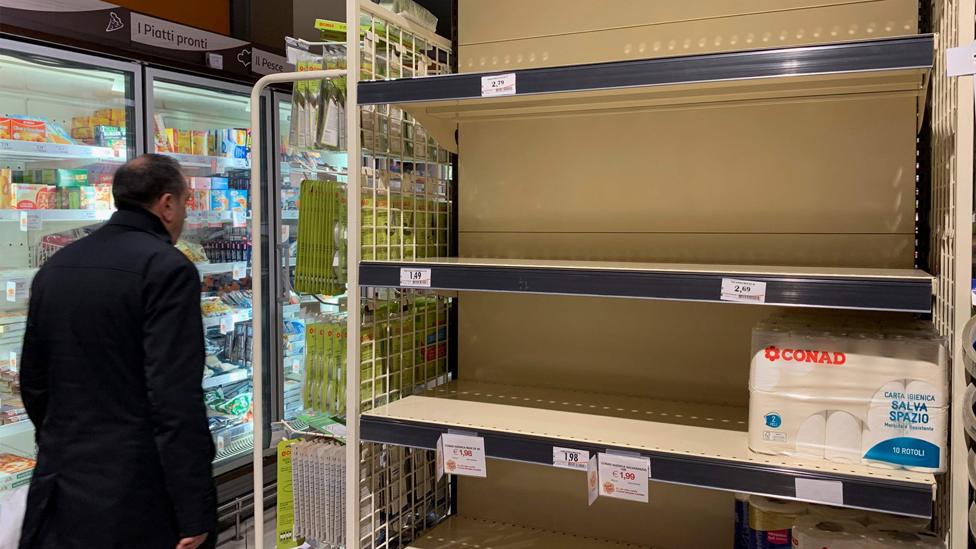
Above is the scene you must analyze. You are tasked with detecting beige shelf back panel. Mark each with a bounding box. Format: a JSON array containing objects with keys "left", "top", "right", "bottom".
[
  {"left": 458, "top": 0, "right": 918, "bottom": 72},
  {"left": 408, "top": 515, "right": 655, "bottom": 548}
]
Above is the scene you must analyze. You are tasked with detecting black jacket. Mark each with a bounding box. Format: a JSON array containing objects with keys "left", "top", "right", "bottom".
[{"left": 18, "top": 207, "right": 216, "bottom": 548}]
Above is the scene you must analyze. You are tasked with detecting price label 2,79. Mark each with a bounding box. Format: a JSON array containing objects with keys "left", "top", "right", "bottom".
[
  {"left": 481, "top": 73, "right": 516, "bottom": 97},
  {"left": 720, "top": 278, "right": 767, "bottom": 304},
  {"left": 553, "top": 446, "right": 589, "bottom": 471},
  {"left": 400, "top": 268, "right": 432, "bottom": 288}
]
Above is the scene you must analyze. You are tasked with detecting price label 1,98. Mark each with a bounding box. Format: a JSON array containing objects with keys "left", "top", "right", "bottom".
[
  {"left": 720, "top": 278, "right": 767, "bottom": 304},
  {"left": 597, "top": 453, "right": 651, "bottom": 503},
  {"left": 437, "top": 433, "right": 487, "bottom": 478},
  {"left": 400, "top": 268, "right": 431, "bottom": 288},
  {"left": 553, "top": 446, "right": 589, "bottom": 471}
]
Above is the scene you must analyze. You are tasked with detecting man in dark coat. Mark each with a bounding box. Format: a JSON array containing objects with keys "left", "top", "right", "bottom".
[{"left": 18, "top": 154, "right": 216, "bottom": 549}]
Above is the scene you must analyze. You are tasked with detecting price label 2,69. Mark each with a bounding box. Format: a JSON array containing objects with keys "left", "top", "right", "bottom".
[
  {"left": 400, "top": 268, "right": 432, "bottom": 288},
  {"left": 720, "top": 278, "right": 767, "bottom": 304},
  {"left": 553, "top": 446, "right": 589, "bottom": 471}
]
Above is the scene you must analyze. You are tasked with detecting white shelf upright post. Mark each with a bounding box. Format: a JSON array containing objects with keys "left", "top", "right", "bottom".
[{"left": 249, "top": 67, "right": 348, "bottom": 549}]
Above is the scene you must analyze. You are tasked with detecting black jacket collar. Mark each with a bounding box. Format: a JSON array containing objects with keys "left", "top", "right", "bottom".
[{"left": 107, "top": 206, "right": 172, "bottom": 244}]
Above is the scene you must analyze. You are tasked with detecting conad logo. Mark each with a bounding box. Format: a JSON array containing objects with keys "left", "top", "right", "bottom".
[{"left": 763, "top": 345, "right": 846, "bottom": 365}]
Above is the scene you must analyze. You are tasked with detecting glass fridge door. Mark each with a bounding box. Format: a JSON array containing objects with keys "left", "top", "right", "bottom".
[
  {"left": 146, "top": 68, "right": 266, "bottom": 472},
  {"left": 0, "top": 38, "right": 140, "bottom": 489},
  {"left": 271, "top": 90, "right": 348, "bottom": 427}
]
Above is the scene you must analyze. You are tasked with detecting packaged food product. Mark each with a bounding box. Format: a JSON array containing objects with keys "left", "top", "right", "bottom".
[
  {"left": 95, "top": 126, "right": 125, "bottom": 149},
  {"left": 0, "top": 169, "right": 11, "bottom": 207},
  {"left": 10, "top": 118, "right": 45, "bottom": 142},
  {"left": 210, "top": 190, "right": 229, "bottom": 212},
  {"left": 228, "top": 189, "right": 248, "bottom": 212},
  {"left": 0, "top": 117, "right": 11, "bottom": 140},
  {"left": 177, "top": 129, "right": 193, "bottom": 154},
  {"left": 2, "top": 184, "right": 56, "bottom": 209},
  {"left": 192, "top": 130, "right": 209, "bottom": 156},
  {"left": 187, "top": 190, "right": 210, "bottom": 211}
]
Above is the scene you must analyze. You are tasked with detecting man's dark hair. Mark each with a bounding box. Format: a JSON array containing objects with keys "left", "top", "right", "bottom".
[{"left": 112, "top": 153, "right": 186, "bottom": 209}]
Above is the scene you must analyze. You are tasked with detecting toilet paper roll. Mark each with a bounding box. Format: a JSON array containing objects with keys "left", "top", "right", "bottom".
[
  {"left": 969, "top": 449, "right": 976, "bottom": 490},
  {"left": 964, "top": 384, "right": 976, "bottom": 442},
  {"left": 962, "top": 315, "right": 976, "bottom": 378},
  {"left": 795, "top": 412, "right": 826, "bottom": 459},
  {"left": 791, "top": 516, "right": 868, "bottom": 549},
  {"left": 862, "top": 511, "right": 930, "bottom": 531},
  {"left": 862, "top": 381, "right": 905, "bottom": 469},
  {"left": 825, "top": 410, "right": 862, "bottom": 463},
  {"left": 864, "top": 527, "right": 944, "bottom": 548},
  {"left": 807, "top": 504, "right": 867, "bottom": 524},
  {"left": 903, "top": 406, "right": 947, "bottom": 473}
]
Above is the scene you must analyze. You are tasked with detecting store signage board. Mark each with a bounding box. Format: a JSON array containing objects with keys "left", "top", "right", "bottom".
[
  {"left": 0, "top": 0, "right": 130, "bottom": 46},
  {"left": 252, "top": 48, "right": 293, "bottom": 76},
  {"left": 130, "top": 13, "right": 251, "bottom": 76}
]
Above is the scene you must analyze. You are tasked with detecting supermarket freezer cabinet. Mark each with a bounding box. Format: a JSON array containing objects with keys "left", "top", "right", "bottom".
[
  {"left": 0, "top": 37, "right": 141, "bottom": 492},
  {"left": 145, "top": 68, "right": 276, "bottom": 474}
]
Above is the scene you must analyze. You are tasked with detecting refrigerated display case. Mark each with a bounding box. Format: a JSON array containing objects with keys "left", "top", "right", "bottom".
[
  {"left": 145, "top": 68, "right": 266, "bottom": 472},
  {"left": 0, "top": 38, "right": 140, "bottom": 491}
]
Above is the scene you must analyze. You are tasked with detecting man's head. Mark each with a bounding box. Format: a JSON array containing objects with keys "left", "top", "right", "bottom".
[{"left": 113, "top": 154, "right": 188, "bottom": 242}]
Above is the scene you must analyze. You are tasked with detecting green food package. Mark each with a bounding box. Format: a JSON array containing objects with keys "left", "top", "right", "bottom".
[{"left": 275, "top": 438, "right": 302, "bottom": 549}]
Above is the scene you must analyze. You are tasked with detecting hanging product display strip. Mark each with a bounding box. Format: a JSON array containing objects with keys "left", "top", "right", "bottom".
[
  {"left": 359, "top": 259, "right": 933, "bottom": 312},
  {"left": 357, "top": 35, "right": 933, "bottom": 105}
]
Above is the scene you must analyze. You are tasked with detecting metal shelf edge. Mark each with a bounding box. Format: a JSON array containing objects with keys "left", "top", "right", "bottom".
[
  {"left": 359, "top": 35, "right": 934, "bottom": 105},
  {"left": 361, "top": 414, "right": 934, "bottom": 518},
  {"left": 359, "top": 262, "right": 933, "bottom": 312}
]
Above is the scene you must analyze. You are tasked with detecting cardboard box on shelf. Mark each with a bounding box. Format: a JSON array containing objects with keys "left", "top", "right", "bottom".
[
  {"left": 2, "top": 183, "right": 56, "bottom": 209},
  {"left": 10, "top": 119, "right": 45, "bottom": 142},
  {"left": 0, "top": 117, "right": 11, "bottom": 140}
]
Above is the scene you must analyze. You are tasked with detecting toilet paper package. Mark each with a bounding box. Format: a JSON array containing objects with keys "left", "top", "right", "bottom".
[
  {"left": 749, "top": 313, "right": 947, "bottom": 472},
  {"left": 747, "top": 496, "right": 807, "bottom": 549},
  {"left": 792, "top": 516, "right": 868, "bottom": 549}
]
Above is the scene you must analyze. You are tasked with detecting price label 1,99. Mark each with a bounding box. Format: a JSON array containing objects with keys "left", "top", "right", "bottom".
[
  {"left": 720, "top": 278, "right": 767, "bottom": 304},
  {"left": 553, "top": 446, "right": 589, "bottom": 471},
  {"left": 400, "top": 268, "right": 431, "bottom": 288},
  {"left": 597, "top": 453, "right": 651, "bottom": 503},
  {"left": 437, "top": 433, "right": 487, "bottom": 478}
]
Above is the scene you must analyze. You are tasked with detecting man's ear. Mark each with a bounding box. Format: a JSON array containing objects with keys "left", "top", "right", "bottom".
[{"left": 157, "top": 193, "right": 176, "bottom": 221}]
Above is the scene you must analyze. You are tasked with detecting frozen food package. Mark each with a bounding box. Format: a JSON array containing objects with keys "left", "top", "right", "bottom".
[{"left": 749, "top": 312, "right": 947, "bottom": 472}]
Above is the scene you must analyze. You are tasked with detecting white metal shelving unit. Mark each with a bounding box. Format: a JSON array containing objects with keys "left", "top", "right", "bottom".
[{"left": 248, "top": 1, "right": 976, "bottom": 547}]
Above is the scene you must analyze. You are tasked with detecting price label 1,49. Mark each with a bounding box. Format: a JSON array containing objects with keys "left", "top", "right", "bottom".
[
  {"left": 597, "top": 453, "right": 651, "bottom": 503},
  {"left": 553, "top": 446, "right": 589, "bottom": 471},
  {"left": 438, "top": 433, "right": 487, "bottom": 478},
  {"left": 720, "top": 278, "right": 767, "bottom": 304},
  {"left": 400, "top": 268, "right": 431, "bottom": 288}
]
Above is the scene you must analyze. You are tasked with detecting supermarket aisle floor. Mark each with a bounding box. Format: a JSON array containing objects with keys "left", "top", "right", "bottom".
[{"left": 216, "top": 510, "right": 277, "bottom": 549}]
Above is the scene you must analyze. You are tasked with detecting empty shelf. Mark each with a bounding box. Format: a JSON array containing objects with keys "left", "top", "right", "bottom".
[
  {"left": 408, "top": 516, "right": 652, "bottom": 549},
  {"left": 359, "top": 258, "right": 933, "bottom": 312},
  {"left": 359, "top": 36, "right": 932, "bottom": 120},
  {"left": 361, "top": 380, "right": 936, "bottom": 517}
]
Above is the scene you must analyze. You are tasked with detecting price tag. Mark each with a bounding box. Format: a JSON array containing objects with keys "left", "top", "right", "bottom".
[
  {"left": 0, "top": 141, "right": 11, "bottom": 151},
  {"left": 280, "top": 224, "right": 290, "bottom": 243},
  {"left": 400, "top": 268, "right": 431, "bottom": 288},
  {"left": 232, "top": 262, "right": 247, "bottom": 280},
  {"left": 219, "top": 315, "right": 234, "bottom": 333},
  {"left": 19, "top": 212, "right": 41, "bottom": 232},
  {"left": 5, "top": 281, "right": 17, "bottom": 303},
  {"left": 720, "top": 278, "right": 767, "bottom": 304},
  {"left": 435, "top": 436, "right": 445, "bottom": 482},
  {"left": 216, "top": 435, "right": 226, "bottom": 452},
  {"left": 597, "top": 453, "right": 651, "bottom": 503},
  {"left": 290, "top": 358, "right": 301, "bottom": 374},
  {"left": 232, "top": 310, "right": 249, "bottom": 323},
  {"left": 481, "top": 73, "right": 516, "bottom": 97},
  {"left": 231, "top": 210, "right": 246, "bottom": 228},
  {"left": 553, "top": 446, "right": 589, "bottom": 471},
  {"left": 438, "top": 433, "right": 487, "bottom": 478},
  {"left": 794, "top": 478, "right": 843, "bottom": 506},
  {"left": 587, "top": 454, "right": 599, "bottom": 506},
  {"left": 8, "top": 351, "right": 17, "bottom": 371}
]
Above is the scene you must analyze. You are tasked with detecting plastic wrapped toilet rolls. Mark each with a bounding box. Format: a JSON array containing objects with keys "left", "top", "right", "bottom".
[
  {"left": 749, "top": 313, "right": 947, "bottom": 471},
  {"left": 791, "top": 516, "right": 868, "bottom": 548}
]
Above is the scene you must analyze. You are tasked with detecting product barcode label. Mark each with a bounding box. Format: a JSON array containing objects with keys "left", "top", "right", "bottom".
[
  {"left": 720, "top": 278, "right": 767, "bottom": 303},
  {"left": 481, "top": 73, "right": 516, "bottom": 97},
  {"left": 400, "top": 268, "right": 431, "bottom": 288}
]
